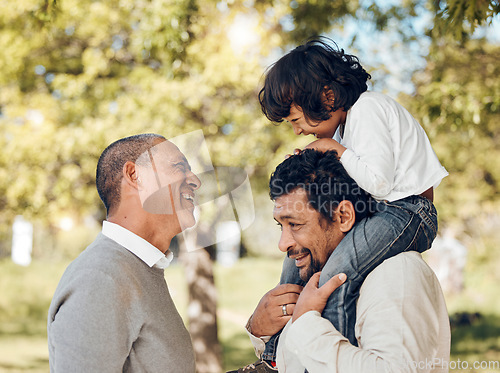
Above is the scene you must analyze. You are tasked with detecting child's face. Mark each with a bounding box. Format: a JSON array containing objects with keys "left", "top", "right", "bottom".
[{"left": 284, "top": 104, "right": 346, "bottom": 139}]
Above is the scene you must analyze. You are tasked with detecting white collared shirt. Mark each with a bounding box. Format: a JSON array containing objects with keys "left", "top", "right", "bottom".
[
  {"left": 102, "top": 221, "right": 174, "bottom": 269},
  {"left": 335, "top": 91, "right": 448, "bottom": 201}
]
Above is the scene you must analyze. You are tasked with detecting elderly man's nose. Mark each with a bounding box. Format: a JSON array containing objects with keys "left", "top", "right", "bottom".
[{"left": 187, "top": 171, "right": 201, "bottom": 190}]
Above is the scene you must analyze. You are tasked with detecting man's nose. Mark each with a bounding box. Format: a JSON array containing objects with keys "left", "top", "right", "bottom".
[
  {"left": 278, "top": 228, "right": 295, "bottom": 253},
  {"left": 187, "top": 171, "right": 201, "bottom": 190}
]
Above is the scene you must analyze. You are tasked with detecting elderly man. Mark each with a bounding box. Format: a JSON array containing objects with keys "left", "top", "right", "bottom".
[
  {"left": 48, "top": 134, "right": 199, "bottom": 372},
  {"left": 233, "top": 149, "right": 450, "bottom": 373}
]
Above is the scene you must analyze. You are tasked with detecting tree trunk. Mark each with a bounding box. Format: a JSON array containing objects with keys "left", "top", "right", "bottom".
[{"left": 179, "top": 233, "right": 223, "bottom": 373}]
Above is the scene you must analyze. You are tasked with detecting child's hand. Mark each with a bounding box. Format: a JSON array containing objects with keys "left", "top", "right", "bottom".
[
  {"left": 292, "top": 272, "right": 346, "bottom": 323},
  {"left": 305, "top": 138, "right": 346, "bottom": 156},
  {"left": 285, "top": 148, "right": 303, "bottom": 159}
]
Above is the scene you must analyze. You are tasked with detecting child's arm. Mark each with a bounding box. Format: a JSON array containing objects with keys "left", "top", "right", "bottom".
[
  {"left": 322, "top": 96, "right": 397, "bottom": 200},
  {"left": 304, "top": 138, "right": 346, "bottom": 157},
  {"left": 298, "top": 123, "right": 395, "bottom": 201}
]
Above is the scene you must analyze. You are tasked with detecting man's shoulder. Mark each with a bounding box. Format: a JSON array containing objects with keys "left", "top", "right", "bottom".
[
  {"left": 356, "top": 251, "right": 448, "bottom": 337},
  {"left": 62, "top": 234, "right": 138, "bottom": 279},
  {"left": 375, "top": 251, "right": 432, "bottom": 274},
  {"left": 361, "top": 252, "right": 442, "bottom": 299},
  {"left": 50, "top": 235, "right": 147, "bottom": 310}
]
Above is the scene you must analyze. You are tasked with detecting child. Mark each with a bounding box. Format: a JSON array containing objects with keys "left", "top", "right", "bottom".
[{"left": 257, "top": 37, "right": 448, "bottom": 367}]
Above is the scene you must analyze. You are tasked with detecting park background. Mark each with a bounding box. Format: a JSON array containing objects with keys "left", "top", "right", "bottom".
[{"left": 1, "top": 0, "right": 500, "bottom": 372}]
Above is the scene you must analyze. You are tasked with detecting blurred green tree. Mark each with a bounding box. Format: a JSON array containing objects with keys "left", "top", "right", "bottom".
[
  {"left": 2, "top": 0, "right": 498, "bottom": 229},
  {"left": 430, "top": 0, "right": 500, "bottom": 40},
  {"left": 1, "top": 0, "right": 499, "bottom": 371},
  {"left": 400, "top": 37, "right": 500, "bottom": 227}
]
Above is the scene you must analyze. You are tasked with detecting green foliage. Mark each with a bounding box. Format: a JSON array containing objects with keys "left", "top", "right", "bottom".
[
  {"left": 284, "top": 0, "right": 354, "bottom": 43},
  {"left": 400, "top": 38, "right": 500, "bottom": 225},
  {"left": 432, "top": 0, "right": 500, "bottom": 40},
  {"left": 1, "top": 0, "right": 499, "bottom": 257},
  {"left": 0, "top": 0, "right": 291, "bottom": 226},
  {"left": 449, "top": 314, "right": 500, "bottom": 373},
  {"left": 0, "top": 258, "right": 68, "bottom": 337},
  {"left": 1, "top": 0, "right": 498, "bottom": 227}
]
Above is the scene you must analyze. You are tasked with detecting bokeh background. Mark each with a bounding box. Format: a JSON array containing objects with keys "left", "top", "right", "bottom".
[{"left": 1, "top": 0, "right": 499, "bottom": 372}]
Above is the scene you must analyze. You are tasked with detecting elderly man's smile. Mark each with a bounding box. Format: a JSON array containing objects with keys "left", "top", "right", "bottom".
[{"left": 181, "top": 192, "right": 195, "bottom": 204}]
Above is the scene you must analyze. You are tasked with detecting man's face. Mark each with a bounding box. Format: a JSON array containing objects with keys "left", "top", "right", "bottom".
[
  {"left": 136, "top": 140, "right": 201, "bottom": 231},
  {"left": 273, "top": 188, "right": 346, "bottom": 282}
]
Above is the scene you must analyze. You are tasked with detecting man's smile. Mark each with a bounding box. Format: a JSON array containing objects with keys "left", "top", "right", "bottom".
[
  {"left": 181, "top": 192, "right": 195, "bottom": 203},
  {"left": 289, "top": 250, "right": 311, "bottom": 267}
]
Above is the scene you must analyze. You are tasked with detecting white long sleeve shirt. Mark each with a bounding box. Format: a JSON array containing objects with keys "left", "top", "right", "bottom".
[
  {"left": 248, "top": 252, "right": 450, "bottom": 373},
  {"left": 335, "top": 92, "right": 448, "bottom": 201}
]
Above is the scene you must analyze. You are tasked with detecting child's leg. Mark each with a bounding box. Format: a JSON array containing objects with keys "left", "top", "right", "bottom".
[{"left": 318, "top": 195, "right": 438, "bottom": 345}]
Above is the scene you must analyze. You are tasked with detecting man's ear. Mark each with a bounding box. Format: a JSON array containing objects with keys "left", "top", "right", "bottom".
[
  {"left": 336, "top": 200, "right": 356, "bottom": 233},
  {"left": 123, "top": 161, "right": 140, "bottom": 189}
]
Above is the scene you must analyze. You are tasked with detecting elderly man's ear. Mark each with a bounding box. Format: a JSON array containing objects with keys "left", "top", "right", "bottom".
[
  {"left": 123, "top": 161, "right": 141, "bottom": 189},
  {"left": 336, "top": 200, "right": 356, "bottom": 233}
]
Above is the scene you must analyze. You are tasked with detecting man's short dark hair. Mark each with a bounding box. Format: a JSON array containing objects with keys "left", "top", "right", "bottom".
[
  {"left": 269, "top": 149, "right": 372, "bottom": 223},
  {"left": 96, "top": 133, "right": 165, "bottom": 215},
  {"left": 259, "top": 36, "right": 371, "bottom": 124}
]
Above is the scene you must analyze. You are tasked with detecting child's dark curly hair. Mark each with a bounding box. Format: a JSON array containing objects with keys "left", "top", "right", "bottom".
[
  {"left": 269, "top": 149, "right": 373, "bottom": 222},
  {"left": 259, "top": 36, "right": 371, "bottom": 124}
]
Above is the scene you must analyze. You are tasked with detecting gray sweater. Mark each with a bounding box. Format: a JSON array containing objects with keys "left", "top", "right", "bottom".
[{"left": 48, "top": 233, "right": 195, "bottom": 372}]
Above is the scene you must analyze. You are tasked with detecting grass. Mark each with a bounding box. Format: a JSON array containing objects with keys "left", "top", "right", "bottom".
[
  {"left": 0, "top": 256, "right": 282, "bottom": 372},
  {"left": 0, "top": 256, "right": 499, "bottom": 372},
  {"left": 448, "top": 313, "right": 500, "bottom": 372},
  {"left": 0, "top": 259, "right": 69, "bottom": 372}
]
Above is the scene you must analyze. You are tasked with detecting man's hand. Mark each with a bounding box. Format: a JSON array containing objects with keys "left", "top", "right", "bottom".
[
  {"left": 305, "top": 138, "right": 346, "bottom": 157},
  {"left": 249, "top": 283, "right": 303, "bottom": 337},
  {"left": 292, "top": 272, "right": 346, "bottom": 323}
]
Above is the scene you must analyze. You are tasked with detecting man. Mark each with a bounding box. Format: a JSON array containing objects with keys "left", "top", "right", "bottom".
[
  {"left": 233, "top": 149, "right": 450, "bottom": 372},
  {"left": 47, "top": 134, "right": 199, "bottom": 372}
]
